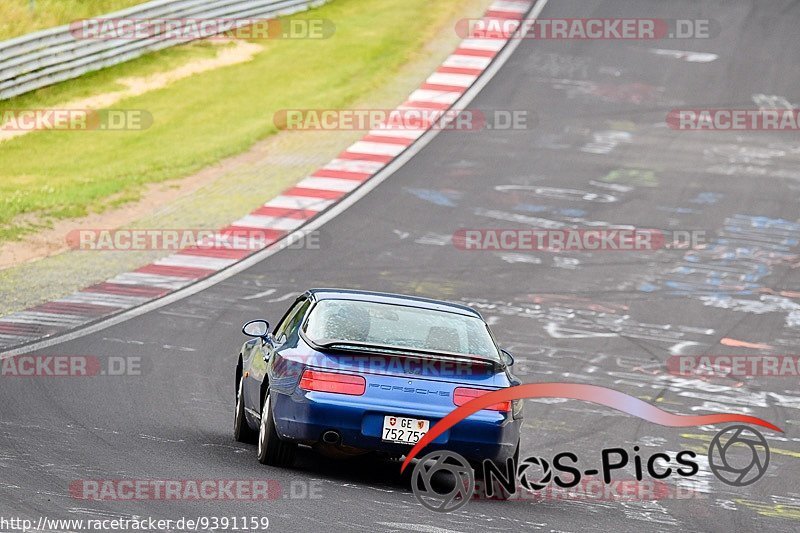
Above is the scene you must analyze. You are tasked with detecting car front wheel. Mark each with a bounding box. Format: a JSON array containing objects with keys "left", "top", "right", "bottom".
[{"left": 257, "top": 391, "right": 297, "bottom": 467}]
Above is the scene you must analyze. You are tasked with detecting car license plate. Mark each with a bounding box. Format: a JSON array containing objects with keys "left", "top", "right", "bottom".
[{"left": 382, "top": 415, "right": 429, "bottom": 444}]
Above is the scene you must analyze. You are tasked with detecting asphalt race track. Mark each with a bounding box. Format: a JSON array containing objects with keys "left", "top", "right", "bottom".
[{"left": 2, "top": 0, "right": 800, "bottom": 531}]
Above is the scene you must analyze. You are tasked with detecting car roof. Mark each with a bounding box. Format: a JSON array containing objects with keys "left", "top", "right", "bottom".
[{"left": 306, "top": 288, "right": 483, "bottom": 319}]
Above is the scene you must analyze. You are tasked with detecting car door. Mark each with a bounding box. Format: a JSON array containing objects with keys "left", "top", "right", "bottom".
[
  {"left": 246, "top": 296, "right": 310, "bottom": 410},
  {"left": 263, "top": 297, "right": 312, "bottom": 397}
]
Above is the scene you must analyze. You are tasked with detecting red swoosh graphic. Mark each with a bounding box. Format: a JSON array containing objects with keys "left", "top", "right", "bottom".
[{"left": 400, "top": 383, "right": 782, "bottom": 473}]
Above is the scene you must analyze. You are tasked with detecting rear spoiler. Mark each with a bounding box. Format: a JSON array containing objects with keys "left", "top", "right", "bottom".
[{"left": 308, "top": 337, "right": 499, "bottom": 368}]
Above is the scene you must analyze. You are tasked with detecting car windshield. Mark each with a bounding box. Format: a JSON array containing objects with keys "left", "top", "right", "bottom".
[{"left": 303, "top": 299, "right": 500, "bottom": 361}]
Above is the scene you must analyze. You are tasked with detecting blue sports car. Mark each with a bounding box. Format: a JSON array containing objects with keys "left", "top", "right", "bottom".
[{"left": 234, "top": 289, "right": 522, "bottom": 467}]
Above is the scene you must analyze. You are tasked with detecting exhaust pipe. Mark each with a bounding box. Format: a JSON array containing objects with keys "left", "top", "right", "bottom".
[{"left": 322, "top": 430, "right": 341, "bottom": 445}]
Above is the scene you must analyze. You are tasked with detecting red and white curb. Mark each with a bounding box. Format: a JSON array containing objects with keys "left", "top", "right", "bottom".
[{"left": 0, "top": 0, "right": 533, "bottom": 352}]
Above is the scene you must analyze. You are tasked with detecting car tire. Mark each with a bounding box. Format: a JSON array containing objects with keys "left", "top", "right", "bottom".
[
  {"left": 257, "top": 391, "right": 296, "bottom": 467},
  {"left": 234, "top": 377, "right": 257, "bottom": 443},
  {"left": 499, "top": 440, "right": 521, "bottom": 500},
  {"left": 481, "top": 440, "right": 520, "bottom": 501}
]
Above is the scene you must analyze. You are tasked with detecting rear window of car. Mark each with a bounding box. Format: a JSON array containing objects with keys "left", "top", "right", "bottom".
[{"left": 303, "top": 299, "right": 500, "bottom": 361}]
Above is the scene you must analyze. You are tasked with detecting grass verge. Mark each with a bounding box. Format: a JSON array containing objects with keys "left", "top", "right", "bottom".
[
  {"left": 0, "top": 0, "right": 472, "bottom": 242},
  {"left": 0, "top": 0, "right": 489, "bottom": 315}
]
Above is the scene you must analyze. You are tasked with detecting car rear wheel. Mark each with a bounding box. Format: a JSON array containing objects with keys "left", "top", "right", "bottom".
[
  {"left": 475, "top": 439, "right": 520, "bottom": 500},
  {"left": 257, "top": 391, "right": 296, "bottom": 467},
  {"left": 495, "top": 439, "right": 521, "bottom": 500},
  {"left": 234, "top": 377, "right": 257, "bottom": 443}
]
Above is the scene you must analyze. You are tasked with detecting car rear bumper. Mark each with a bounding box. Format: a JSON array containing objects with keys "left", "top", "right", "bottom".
[{"left": 271, "top": 390, "right": 520, "bottom": 462}]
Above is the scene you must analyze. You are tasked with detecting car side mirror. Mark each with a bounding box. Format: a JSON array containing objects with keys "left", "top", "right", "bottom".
[
  {"left": 242, "top": 320, "right": 270, "bottom": 338},
  {"left": 500, "top": 349, "right": 515, "bottom": 366}
]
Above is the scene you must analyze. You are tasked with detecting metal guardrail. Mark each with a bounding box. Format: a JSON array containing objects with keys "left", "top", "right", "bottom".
[{"left": 0, "top": 0, "right": 327, "bottom": 100}]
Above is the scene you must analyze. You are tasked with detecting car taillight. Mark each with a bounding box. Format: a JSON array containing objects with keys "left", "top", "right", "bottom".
[
  {"left": 299, "top": 370, "right": 366, "bottom": 396},
  {"left": 453, "top": 387, "right": 511, "bottom": 412}
]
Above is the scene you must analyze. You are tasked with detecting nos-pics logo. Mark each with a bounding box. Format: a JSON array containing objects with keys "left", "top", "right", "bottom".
[{"left": 411, "top": 425, "right": 770, "bottom": 512}]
